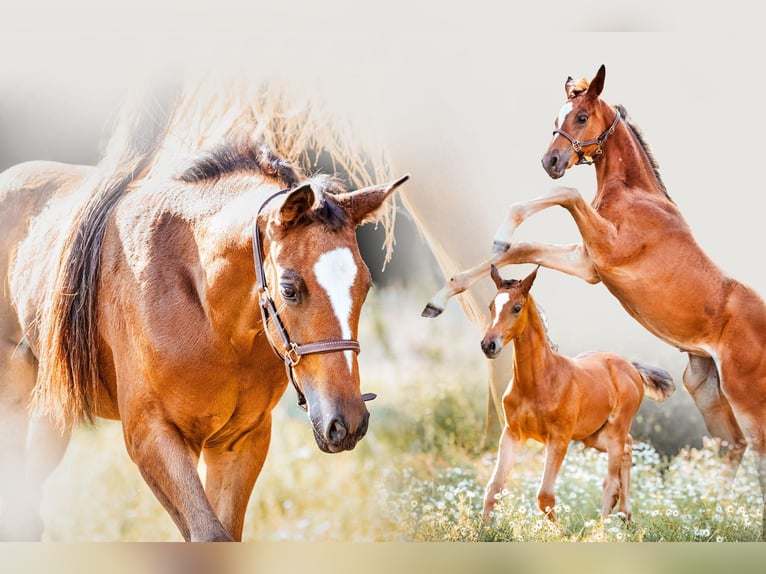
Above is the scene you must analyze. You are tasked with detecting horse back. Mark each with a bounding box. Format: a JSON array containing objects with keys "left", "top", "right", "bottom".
[{"left": 1, "top": 160, "right": 95, "bottom": 345}]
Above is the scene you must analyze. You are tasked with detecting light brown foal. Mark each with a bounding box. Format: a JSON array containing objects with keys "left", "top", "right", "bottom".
[
  {"left": 424, "top": 65, "right": 766, "bottom": 537},
  {"left": 480, "top": 266, "right": 674, "bottom": 524}
]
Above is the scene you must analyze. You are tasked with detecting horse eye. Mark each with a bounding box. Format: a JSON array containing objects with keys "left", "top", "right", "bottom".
[
  {"left": 577, "top": 114, "right": 588, "bottom": 123},
  {"left": 280, "top": 284, "right": 298, "bottom": 302},
  {"left": 512, "top": 304, "right": 522, "bottom": 314}
]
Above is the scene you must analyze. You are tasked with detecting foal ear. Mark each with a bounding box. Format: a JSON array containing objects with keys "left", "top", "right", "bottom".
[
  {"left": 490, "top": 264, "right": 504, "bottom": 288},
  {"left": 586, "top": 64, "right": 606, "bottom": 99},
  {"left": 520, "top": 266, "right": 539, "bottom": 293},
  {"left": 277, "top": 182, "right": 315, "bottom": 226},
  {"left": 336, "top": 174, "right": 409, "bottom": 226}
]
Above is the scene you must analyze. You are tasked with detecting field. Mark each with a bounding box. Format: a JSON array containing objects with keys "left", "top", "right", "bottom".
[{"left": 39, "top": 286, "right": 764, "bottom": 542}]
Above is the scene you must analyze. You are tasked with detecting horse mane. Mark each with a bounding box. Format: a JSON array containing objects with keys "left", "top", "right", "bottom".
[
  {"left": 614, "top": 103, "right": 672, "bottom": 203},
  {"left": 33, "top": 77, "right": 392, "bottom": 428}
]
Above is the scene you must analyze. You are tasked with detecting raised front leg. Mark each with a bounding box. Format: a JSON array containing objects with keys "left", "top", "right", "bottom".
[
  {"left": 123, "top": 407, "right": 233, "bottom": 542},
  {"left": 483, "top": 428, "right": 523, "bottom": 524},
  {"left": 492, "top": 186, "right": 617, "bottom": 253},
  {"left": 202, "top": 417, "right": 272, "bottom": 541},
  {"left": 423, "top": 241, "right": 599, "bottom": 318}
]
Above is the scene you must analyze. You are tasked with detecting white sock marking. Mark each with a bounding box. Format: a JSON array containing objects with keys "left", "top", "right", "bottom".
[{"left": 313, "top": 247, "right": 358, "bottom": 373}]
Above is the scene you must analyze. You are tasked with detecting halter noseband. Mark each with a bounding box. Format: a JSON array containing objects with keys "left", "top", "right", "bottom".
[
  {"left": 252, "top": 186, "right": 374, "bottom": 411},
  {"left": 553, "top": 107, "right": 621, "bottom": 165}
]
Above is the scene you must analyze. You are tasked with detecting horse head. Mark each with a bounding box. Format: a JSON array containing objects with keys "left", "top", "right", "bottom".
[
  {"left": 542, "top": 64, "right": 620, "bottom": 176},
  {"left": 480, "top": 265, "right": 537, "bottom": 359},
  {"left": 259, "top": 175, "right": 408, "bottom": 453}
]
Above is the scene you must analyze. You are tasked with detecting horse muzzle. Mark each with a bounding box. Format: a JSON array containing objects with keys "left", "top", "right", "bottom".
[
  {"left": 304, "top": 387, "right": 370, "bottom": 453},
  {"left": 541, "top": 147, "right": 572, "bottom": 179},
  {"left": 481, "top": 336, "right": 504, "bottom": 359}
]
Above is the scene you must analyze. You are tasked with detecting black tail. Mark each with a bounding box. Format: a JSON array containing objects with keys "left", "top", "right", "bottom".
[{"left": 631, "top": 361, "right": 675, "bottom": 402}]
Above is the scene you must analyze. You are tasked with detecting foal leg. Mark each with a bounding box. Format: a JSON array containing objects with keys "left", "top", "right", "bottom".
[
  {"left": 202, "top": 417, "right": 272, "bottom": 541},
  {"left": 618, "top": 435, "right": 633, "bottom": 520},
  {"left": 0, "top": 339, "right": 68, "bottom": 541},
  {"left": 683, "top": 353, "right": 747, "bottom": 485},
  {"left": 423, "top": 241, "right": 598, "bottom": 317},
  {"left": 492, "top": 186, "right": 617, "bottom": 253},
  {"left": 483, "top": 428, "right": 523, "bottom": 524},
  {"left": 122, "top": 405, "right": 232, "bottom": 542},
  {"left": 537, "top": 438, "right": 569, "bottom": 521}
]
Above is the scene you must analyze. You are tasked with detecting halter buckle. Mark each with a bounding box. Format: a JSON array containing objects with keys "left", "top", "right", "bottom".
[{"left": 285, "top": 342, "right": 301, "bottom": 367}]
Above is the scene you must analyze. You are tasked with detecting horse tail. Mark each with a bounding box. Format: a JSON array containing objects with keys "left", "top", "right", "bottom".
[
  {"left": 631, "top": 361, "right": 676, "bottom": 402},
  {"left": 32, "top": 85, "right": 177, "bottom": 429}
]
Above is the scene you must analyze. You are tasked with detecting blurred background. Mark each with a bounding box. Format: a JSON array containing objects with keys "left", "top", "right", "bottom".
[{"left": 2, "top": 0, "right": 766, "bottom": 565}]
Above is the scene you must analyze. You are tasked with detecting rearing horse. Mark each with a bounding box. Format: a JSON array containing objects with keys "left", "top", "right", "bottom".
[
  {"left": 423, "top": 64, "right": 766, "bottom": 537},
  {"left": 0, "top": 81, "right": 408, "bottom": 541}
]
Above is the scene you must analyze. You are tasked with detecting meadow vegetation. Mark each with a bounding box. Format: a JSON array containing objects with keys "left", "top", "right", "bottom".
[{"left": 40, "top": 286, "right": 763, "bottom": 541}]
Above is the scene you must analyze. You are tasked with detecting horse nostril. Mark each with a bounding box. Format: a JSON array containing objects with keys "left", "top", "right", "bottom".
[
  {"left": 328, "top": 417, "right": 348, "bottom": 444},
  {"left": 481, "top": 339, "right": 496, "bottom": 355}
]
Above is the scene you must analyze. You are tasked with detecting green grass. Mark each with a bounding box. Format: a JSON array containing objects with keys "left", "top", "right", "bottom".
[{"left": 39, "top": 286, "right": 764, "bottom": 541}]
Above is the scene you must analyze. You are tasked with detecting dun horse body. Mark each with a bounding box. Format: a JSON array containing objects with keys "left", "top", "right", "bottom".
[
  {"left": 0, "top": 81, "right": 407, "bottom": 541},
  {"left": 480, "top": 265, "right": 674, "bottom": 524},
  {"left": 424, "top": 64, "right": 766, "bottom": 536}
]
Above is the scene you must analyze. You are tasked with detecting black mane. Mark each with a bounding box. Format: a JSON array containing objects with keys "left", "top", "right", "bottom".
[{"left": 176, "top": 135, "right": 300, "bottom": 188}]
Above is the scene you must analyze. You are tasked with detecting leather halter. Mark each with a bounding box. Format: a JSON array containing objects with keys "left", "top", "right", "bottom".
[
  {"left": 553, "top": 107, "right": 621, "bottom": 165},
  {"left": 252, "top": 186, "right": 374, "bottom": 411}
]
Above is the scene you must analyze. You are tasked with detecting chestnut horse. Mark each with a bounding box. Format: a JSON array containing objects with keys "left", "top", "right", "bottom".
[
  {"left": 423, "top": 64, "right": 766, "bottom": 537},
  {"left": 480, "top": 265, "right": 674, "bottom": 524},
  {"left": 0, "top": 81, "right": 408, "bottom": 541}
]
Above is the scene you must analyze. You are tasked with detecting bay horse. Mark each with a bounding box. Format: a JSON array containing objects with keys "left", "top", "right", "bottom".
[
  {"left": 423, "top": 64, "right": 766, "bottom": 537},
  {"left": 480, "top": 265, "right": 674, "bottom": 525},
  {"left": 0, "top": 80, "right": 408, "bottom": 541}
]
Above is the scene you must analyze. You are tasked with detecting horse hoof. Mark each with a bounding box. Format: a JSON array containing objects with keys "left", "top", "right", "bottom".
[
  {"left": 421, "top": 303, "right": 444, "bottom": 318},
  {"left": 492, "top": 240, "right": 510, "bottom": 253}
]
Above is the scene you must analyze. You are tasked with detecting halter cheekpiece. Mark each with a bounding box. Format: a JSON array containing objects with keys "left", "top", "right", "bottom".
[
  {"left": 251, "top": 186, "right": 375, "bottom": 411},
  {"left": 553, "top": 107, "right": 622, "bottom": 165}
]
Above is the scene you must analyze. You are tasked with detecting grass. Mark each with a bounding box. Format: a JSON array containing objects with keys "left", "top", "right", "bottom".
[{"left": 39, "top": 286, "right": 764, "bottom": 541}]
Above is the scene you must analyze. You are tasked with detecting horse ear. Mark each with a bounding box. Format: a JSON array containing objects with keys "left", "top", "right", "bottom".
[
  {"left": 490, "top": 264, "right": 504, "bottom": 288},
  {"left": 277, "top": 182, "right": 315, "bottom": 226},
  {"left": 587, "top": 65, "right": 606, "bottom": 99},
  {"left": 336, "top": 174, "right": 409, "bottom": 226},
  {"left": 564, "top": 76, "right": 576, "bottom": 96},
  {"left": 520, "top": 266, "right": 539, "bottom": 293}
]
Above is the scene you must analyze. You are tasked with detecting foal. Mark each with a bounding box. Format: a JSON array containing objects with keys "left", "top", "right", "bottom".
[{"left": 480, "top": 266, "right": 674, "bottom": 524}]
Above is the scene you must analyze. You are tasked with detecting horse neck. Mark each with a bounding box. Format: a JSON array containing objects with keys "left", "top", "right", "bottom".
[
  {"left": 511, "top": 296, "right": 557, "bottom": 392},
  {"left": 593, "top": 110, "right": 664, "bottom": 202}
]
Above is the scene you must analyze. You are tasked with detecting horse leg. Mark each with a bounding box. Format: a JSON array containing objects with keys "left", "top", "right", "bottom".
[
  {"left": 202, "top": 416, "right": 272, "bottom": 541},
  {"left": 482, "top": 428, "right": 522, "bottom": 524},
  {"left": 600, "top": 433, "right": 629, "bottom": 519},
  {"left": 713, "top": 346, "right": 766, "bottom": 540},
  {"left": 0, "top": 339, "right": 69, "bottom": 541},
  {"left": 423, "top": 241, "right": 598, "bottom": 317},
  {"left": 617, "top": 435, "right": 633, "bottom": 520},
  {"left": 683, "top": 353, "right": 747, "bottom": 485},
  {"left": 122, "top": 408, "right": 232, "bottom": 542},
  {"left": 583, "top": 427, "right": 632, "bottom": 521},
  {"left": 537, "top": 439, "right": 569, "bottom": 521},
  {"left": 492, "top": 186, "right": 617, "bottom": 253}
]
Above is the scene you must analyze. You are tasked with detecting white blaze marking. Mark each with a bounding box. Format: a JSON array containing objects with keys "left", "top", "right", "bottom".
[
  {"left": 554, "top": 102, "right": 573, "bottom": 141},
  {"left": 491, "top": 292, "right": 511, "bottom": 329},
  {"left": 313, "top": 247, "right": 358, "bottom": 373}
]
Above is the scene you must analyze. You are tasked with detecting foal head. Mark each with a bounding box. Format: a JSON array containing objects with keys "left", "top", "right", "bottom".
[
  {"left": 261, "top": 176, "right": 406, "bottom": 453},
  {"left": 480, "top": 265, "right": 538, "bottom": 359},
  {"left": 542, "top": 64, "right": 618, "bottom": 177}
]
